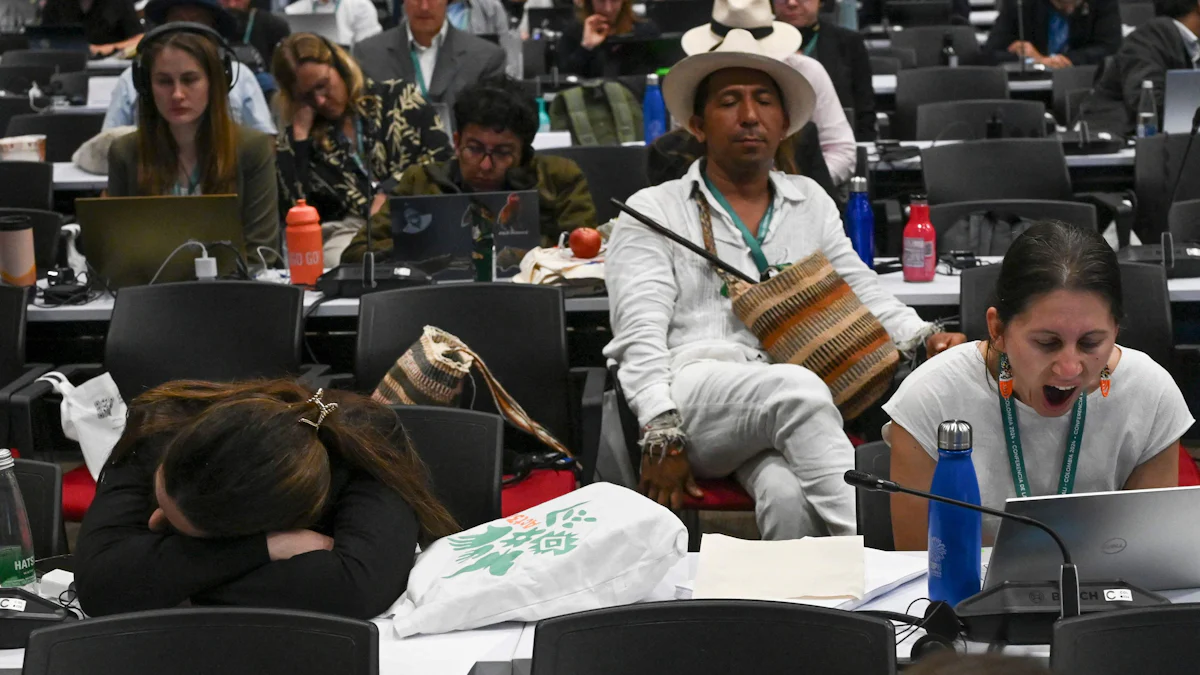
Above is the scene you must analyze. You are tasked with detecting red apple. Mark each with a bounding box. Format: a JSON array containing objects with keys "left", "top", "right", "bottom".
[{"left": 569, "top": 227, "right": 602, "bottom": 259}]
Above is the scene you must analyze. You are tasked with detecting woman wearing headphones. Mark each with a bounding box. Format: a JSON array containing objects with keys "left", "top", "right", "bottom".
[
  {"left": 107, "top": 22, "right": 281, "bottom": 254},
  {"left": 272, "top": 33, "right": 452, "bottom": 229}
]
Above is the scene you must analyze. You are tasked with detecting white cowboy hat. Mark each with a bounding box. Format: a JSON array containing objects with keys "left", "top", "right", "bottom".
[
  {"left": 680, "top": 0, "right": 802, "bottom": 58},
  {"left": 663, "top": 28, "right": 816, "bottom": 137}
]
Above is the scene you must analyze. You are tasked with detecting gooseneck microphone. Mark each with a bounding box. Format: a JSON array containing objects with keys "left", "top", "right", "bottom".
[{"left": 844, "top": 470, "right": 1081, "bottom": 619}]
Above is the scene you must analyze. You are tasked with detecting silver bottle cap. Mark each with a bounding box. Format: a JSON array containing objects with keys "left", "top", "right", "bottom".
[
  {"left": 850, "top": 175, "right": 868, "bottom": 193},
  {"left": 0, "top": 449, "right": 11, "bottom": 471},
  {"left": 937, "top": 420, "right": 973, "bottom": 450},
  {"left": 646, "top": 73, "right": 660, "bottom": 86}
]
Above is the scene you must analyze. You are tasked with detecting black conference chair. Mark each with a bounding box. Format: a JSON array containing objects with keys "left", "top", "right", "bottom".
[
  {"left": 23, "top": 607, "right": 378, "bottom": 675},
  {"left": 7, "top": 112, "right": 105, "bottom": 163},
  {"left": 1, "top": 49, "right": 88, "bottom": 74},
  {"left": 541, "top": 144, "right": 649, "bottom": 225},
  {"left": 1169, "top": 198, "right": 1200, "bottom": 241},
  {"left": 0, "top": 94, "right": 42, "bottom": 140},
  {"left": 531, "top": 600, "right": 897, "bottom": 675},
  {"left": 930, "top": 199, "right": 1098, "bottom": 254},
  {"left": 1133, "top": 134, "right": 1200, "bottom": 242},
  {"left": 49, "top": 71, "right": 90, "bottom": 103},
  {"left": 0, "top": 35, "right": 29, "bottom": 56},
  {"left": 13, "top": 458, "right": 68, "bottom": 559},
  {"left": 352, "top": 284, "right": 605, "bottom": 482},
  {"left": 0, "top": 161, "right": 52, "bottom": 210},
  {"left": 888, "top": 25, "right": 982, "bottom": 68},
  {"left": 0, "top": 64, "right": 55, "bottom": 93},
  {"left": 0, "top": 284, "right": 51, "bottom": 451},
  {"left": 1117, "top": 1, "right": 1155, "bottom": 27},
  {"left": 915, "top": 99, "right": 1049, "bottom": 140},
  {"left": 870, "top": 56, "right": 902, "bottom": 75},
  {"left": 884, "top": 0, "right": 955, "bottom": 27},
  {"left": 0, "top": 209, "right": 62, "bottom": 276},
  {"left": 868, "top": 46, "right": 918, "bottom": 70},
  {"left": 389, "top": 405, "right": 504, "bottom": 530},
  {"left": 893, "top": 67, "right": 1009, "bottom": 141},
  {"left": 1051, "top": 65, "right": 1097, "bottom": 125},
  {"left": 1051, "top": 604, "right": 1200, "bottom": 675},
  {"left": 523, "top": 38, "right": 546, "bottom": 78},
  {"left": 855, "top": 441, "right": 894, "bottom": 551}
]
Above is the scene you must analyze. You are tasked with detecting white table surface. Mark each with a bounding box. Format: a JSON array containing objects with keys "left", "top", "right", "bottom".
[
  {"left": 970, "top": 9, "right": 998, "bottom": 25},
  {"left": 861, "top": 140, "right": 1136, "bottom": 171},
  {"left": 84, "top": 57, "right": 130, "bottom": 72},
  {"left": 52, "top": 162, "right": 107, "bottom": 191},
  {"left": 872, "top": 73, "right": 1053, "bottom": 96}
]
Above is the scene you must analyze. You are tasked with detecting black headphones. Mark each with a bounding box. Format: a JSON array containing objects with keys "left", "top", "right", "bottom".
[
  {"left": 132, "top": 22, "right": 237, "bottom": 99},
  {"left": 862, "top": 600, "right": 964, "bottom": 662}
]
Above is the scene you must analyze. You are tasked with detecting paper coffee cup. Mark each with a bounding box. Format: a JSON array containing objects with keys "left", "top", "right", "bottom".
[
  {"left": 0, "top": 214, "right": 35, "bottom": 286},
  {"left": 0, "top": 134, "right": 46, "bottom": 162}
]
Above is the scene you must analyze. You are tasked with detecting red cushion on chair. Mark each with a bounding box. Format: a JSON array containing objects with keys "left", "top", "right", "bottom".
[
  {"left": 682, "top": 477, "right": 754, "bottom": 511},
  {"left": 501, "top": 469, "right": 576, "bottom": 517},
  {"left": 62, "top": 465, "right": 97, "bottom": 522},
  {"left": 1180, "top": 446, "right": 1200, "bottom": 487}
]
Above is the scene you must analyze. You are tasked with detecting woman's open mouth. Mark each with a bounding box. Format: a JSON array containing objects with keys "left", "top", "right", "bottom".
[{"left": 1043, "top": 384, "right": 1078, "bottom": 409}]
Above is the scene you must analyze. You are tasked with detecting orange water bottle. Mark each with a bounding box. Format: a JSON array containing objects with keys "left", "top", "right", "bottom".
[{"left": 286, "top": 199, "right": 324, "bottom": 286}]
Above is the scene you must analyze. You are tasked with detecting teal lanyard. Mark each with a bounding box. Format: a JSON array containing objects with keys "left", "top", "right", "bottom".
[
  {"left": 998, "top": 389, "right": 1087, "bottom": 498},
  {"left": 702, "top": 171, "right": 774, "bottom": 275},
  {"left": 342, "top": 116, "right": 370, "bottom": 181},
  {"left": 409, "top": 49, "right": 428, "bottom": 97},
  {"left": 802, "top": 32, "right": 819, "bottom": 56},
  {"left": 172, "top": 164, "right": 201, "bottom": 196},
  {"left": 242, "top": 8, "right": 256, "bottom": 44}
]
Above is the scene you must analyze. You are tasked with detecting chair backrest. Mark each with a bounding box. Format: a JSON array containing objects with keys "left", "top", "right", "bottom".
[
  {"left": 889, "top": 26, "right": 982, "bottom": 68},
  {"left": 1134, "top": 134, "right": 1200, "bottom": 241},
  {"left": 1051, "top": 605, "right": 1200, "bottom": 675},
  {"left": 854, "top": 441, "right": 894, "bottom": 551},
  {"left": 1051, "top": 65, "right": 1098, "bottom": 124},
  {"left": 356, "top": 285, "right": 573, "bottom": 455},
  {"left": 870, "top": 56, "right": 901, "bottom": 75},
  {"left": 867, "top": 46, "right": 918, "bottom": 69},
  {"left": 0, "top": 35, "right": 28, "bottom": 56},
  {"left": 0, "top": 64, "right": 55, "bottom": 92},
  {"left": 6, "top": 112, "right": 105, "bottom": 163},
  {"left": 915, "top": 99, "right": 1048, "bottom": 141},
  {"left": 540, "top": 145, "right": 649, "bottom": 225},
  {"left": 23, "top": 607, "right": 379, "bottom": 675},
  {"left": 0, "top": 161, "right": 51, "bottom": 210},
  {"left": 895, "top": 67, "right": 1009, "bottom": 140},
  {"left": 922, "top": 138, "right": 1072, "bottom": 205},
  {"left": 0, "top": 94, "right": 38, "bottom": 140},
  {"left": 523, "top": 38, "right": 546, "bottom": 79},
  {"left": 388, "top": 405, "right": 503, "bottom": 530},
  {"left": 1118, "top": 1, "right": 1155, "bottom": 27},
  {"left": 0, "top": 208, "right": 62, "bottom": 274},
  {"left": 959, "top": 264, "right": 1003, "bottom": 341},
  {"left": 931, "top": 199, "right": 1098, "bottom": 252},
  {"left": 883, "top": 0, "right": 955, "bottom": 27},
  {"left": 13, "top": 458, "right": 67, "bottom": 559},
  {"left": 1, "top": 49, "right": 87, "bottom": 73},
  {"left": 1169, "top": 198, "right": 1200, "bottom": 242},
  {"left": 531, "top": 600, "right": 897, "bottom": 675},
  {"left": 49, "top": 71, "right": 90, "bottom": 100},
  {"left": 0, "top": 283, "right": 28, "bottom": 386},
  {"left": 105, "top": 282, "right": 306, "bottom": 401}
]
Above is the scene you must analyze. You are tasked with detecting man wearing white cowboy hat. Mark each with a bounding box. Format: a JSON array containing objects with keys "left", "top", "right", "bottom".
[
  {"left": 680, "top": 0, "right": 857, "bottom": 185},
  {"left": 604, "top": 30, "right": 967, "bottom": 539}
]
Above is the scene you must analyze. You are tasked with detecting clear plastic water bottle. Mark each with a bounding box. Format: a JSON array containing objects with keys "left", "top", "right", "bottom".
[
  {"left": 928, "top": 420, "right": 982, "bottom": 607},
  {"left": 642, "top": 73, "right": 667, "bottom": 143},
  {"left": 1136, "top": 79, "right": 1157, "bottom": 138},
  {"left": 846, "top": 175, "right": 875, "bottom": 268},
  {"left": 500, "top": 15, "right": 524, "bottom": 80},
  {"left": 941, "top": 33, "right": 958, "bottom": 67},
  {"left": 0, "top": 450, "right": 37, "bottom": 595}
]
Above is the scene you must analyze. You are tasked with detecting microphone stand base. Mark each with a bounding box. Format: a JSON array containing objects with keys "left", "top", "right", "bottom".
[{"left": 955, "top": 580, "right": 1167, "bottom": 645}]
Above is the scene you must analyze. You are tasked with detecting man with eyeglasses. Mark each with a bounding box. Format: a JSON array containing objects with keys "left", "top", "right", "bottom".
[{"left": 342, "top": 78, "right": 597, "bottom": 262}]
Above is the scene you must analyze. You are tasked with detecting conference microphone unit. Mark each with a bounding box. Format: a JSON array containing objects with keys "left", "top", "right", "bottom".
[{"left": 844, "top": 470, "right": 1166, "bottom": 645}]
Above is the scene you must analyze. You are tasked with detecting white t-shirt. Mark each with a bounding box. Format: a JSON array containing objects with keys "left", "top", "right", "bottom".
[{"left": 883, "top": 341, "right": 1194, "bottom": 539}]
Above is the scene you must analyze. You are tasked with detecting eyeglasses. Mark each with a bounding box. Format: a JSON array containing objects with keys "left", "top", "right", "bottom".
[{"left": 460, "top": 142, "right": 517, "bottom": 165}]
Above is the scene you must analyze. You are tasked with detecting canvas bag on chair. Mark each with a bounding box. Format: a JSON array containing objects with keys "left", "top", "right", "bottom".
[
  {"left": 549, "top": 81, "right": 643, "bottom": 146},
  {"left": 35, "top": 371, "right": 127, "bottom": 480}
]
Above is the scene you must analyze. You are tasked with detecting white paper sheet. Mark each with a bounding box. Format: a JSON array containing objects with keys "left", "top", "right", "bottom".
[{"left": 692, "top": 534, "right": 866, "bottom": 602}]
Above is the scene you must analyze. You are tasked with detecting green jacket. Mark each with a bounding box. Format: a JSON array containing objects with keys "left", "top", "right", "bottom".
[{"left": 341, "top": 154, "right": 597, "bottom": 263}]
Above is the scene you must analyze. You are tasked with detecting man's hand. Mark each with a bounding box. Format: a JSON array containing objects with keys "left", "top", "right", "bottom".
[
  {"left": 926, "top": 332, "right": 968, "bottom": 356},
  {"left": 639, "top": 449, "right": 704, "bottom": 511},
  {"left": 581, "top": 14, "right": 611, "bottom": 50},
  {"left": 267, "top": 530, "right": 334, "bottom": 561},
  {"left": 1042, "top": 54, "right": 1073, "bottom": 69},
  {"left": 370, "top": 192, "right": 388, "bottom": 216},
  {"left": 292, "top": 104, "right": 316, "bottom": 142},
  {"left": 1007, "top": 40, "right": 1043, "bottom": 59},
  {"left": 148, "top": 507, "right": 168, "bottom": 533}
]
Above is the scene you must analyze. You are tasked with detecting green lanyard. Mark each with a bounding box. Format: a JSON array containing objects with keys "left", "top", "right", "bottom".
[
  {"left": 242, "top": 8, "right": 256, "bottom": 44},
  {"left": 998, "top": 389, "right": 1087, "bottom": 498},
  {"left": 802, "top": 32, "right": 819, "bottom": 56},
  {"left": 702, "top": 171, "right": 774, "bottom": 275},
  {"left": 409, "top": 49, "right": 428, "bottom": 97},
  {"left": 172, "top": 164, "right": 202, "bottom": 196}
]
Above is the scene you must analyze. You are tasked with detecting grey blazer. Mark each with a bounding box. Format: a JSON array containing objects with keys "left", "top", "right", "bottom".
[{"left": 351, "top": 20, "right": 507, "bottom": 110}]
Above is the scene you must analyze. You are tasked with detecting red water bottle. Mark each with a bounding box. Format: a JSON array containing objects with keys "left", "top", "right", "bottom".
[
  {"left": 286, "top": 199, "right": 324, "bottom": 286},
  {"left": 902, "top": 195, "right": 936, "bottom": 282}
]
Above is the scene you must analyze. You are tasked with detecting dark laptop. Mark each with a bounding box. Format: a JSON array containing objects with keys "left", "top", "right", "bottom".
[
  {"left": 24, "top": 24, "right": 88, "bottom": 52},
  {"left": 601, "top": 32, "right": 685, "bottom": 76},
  {"left": 388, "top": 191, "right": 540, "bottom": 281}
]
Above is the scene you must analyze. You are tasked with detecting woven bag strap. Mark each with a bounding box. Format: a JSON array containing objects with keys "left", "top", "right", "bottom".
[{"left": 693, "top": 185, "right": 744, "bottom": 292}]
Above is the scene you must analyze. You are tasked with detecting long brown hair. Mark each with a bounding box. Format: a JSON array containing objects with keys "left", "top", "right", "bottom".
[
  {"left": 136, "top": 32, "right": 238, "bottom": 196},
  {"left": 577, "top": 0, "right": 636, "bottom": 35},
  {"left": 272, "top": 33, "right": 370, "bottom": 148},
  {"left": 111, "top": 379, "right": 460, "bottom": 545}
]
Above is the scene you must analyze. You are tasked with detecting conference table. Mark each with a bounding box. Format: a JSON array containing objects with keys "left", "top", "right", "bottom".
[
  {"left": 863, "top": 140, "right": 1137, "bottom": 172},
  {"left": 870, "top": 74, "right": 1052, "bottom": 96}
]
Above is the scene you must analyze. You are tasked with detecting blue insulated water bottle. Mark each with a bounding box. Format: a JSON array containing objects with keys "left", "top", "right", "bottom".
[
  {"left": 845, "top": 175, "right": 875, "bottom": 268},
  {"left": 642, "top": 73, "right": 667, "bottom": 143},
  {"left": 928, "top": 420, "right": 982, "bottom": 606}
]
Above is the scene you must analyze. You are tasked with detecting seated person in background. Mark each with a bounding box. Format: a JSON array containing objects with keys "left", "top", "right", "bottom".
[
  {"left": 352, "top": 0, "right": 507, "bottom": 110},
  {"left": 558, "top": 0, "right": 661, "bottom": 78},
  {"left": 773, "top": 0, "right": 876, "bottom": 140},
  {"left": 284, "top": 0, "right": 382, "bottom": 45},
  {"left": 106, "top": 23, "right": 280, "bottom": 255},
  {"left": 41, "top": 0, "right": 145, "bottom": 56},
  {"left": 606, "top": 30, "right": 965, "bottom": 539},
  {"left": 647, "top": 121, "right": 837, "bottom": 202},
  {"left": 1078, "top": 0, "right": 1200, "bottom": 135},
  {"left": 343, "top": 77, "right": 596, "bottom": 262},
  {"left": 103, "top": 0, "right": 277, "bottom": 134},
  {"left": 983, "top": 0, "right": 1121, "bottom": 68},
  {"left": 679, "top": 1, "right": 857, "bottom": 185},
  {"left": 76, "top": 380, "right": 459, "bottom": 619},
  {"left": 885, "top": 221, "right": 1190, "bottom": 551},
  {"left": 445, "top": 0, "right": 510, "bottom": 36},
  {"left": 272, "top": 33, "right": 452, "bottom": 226},
  {"left": 220, "top": 0, "right": 292, "bottom": 94}
]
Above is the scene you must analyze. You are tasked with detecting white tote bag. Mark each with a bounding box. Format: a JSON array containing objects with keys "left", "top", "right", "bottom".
[
  {"left": 389, "top": 482, "right": 687, "bottom": 638},
  {"left": 35, "top": 372, "right": 128, "bottom": 480}
]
